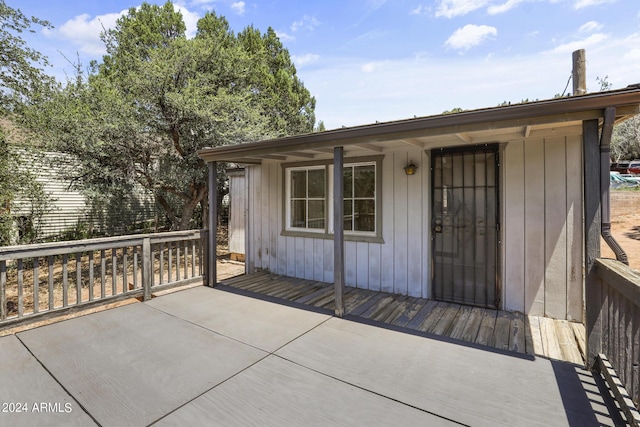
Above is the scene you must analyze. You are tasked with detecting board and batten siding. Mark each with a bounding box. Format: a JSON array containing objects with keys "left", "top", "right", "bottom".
[
  {"left": 227, "top": 169, "right": 246, "bottom": 256},
  {"left": 503, "top": 135, "right": 583, "bottom": 321},
  {"left": 245, "top": 137, "right": 584, "bottom": 321},
  {"left": 246, "top": 149, "right": 431, "bottom": 298}
]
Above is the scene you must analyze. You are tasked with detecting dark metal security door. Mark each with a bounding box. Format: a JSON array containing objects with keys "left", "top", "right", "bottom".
[{"left": 431, "top": 145, "right": 500, "bottom": 308}]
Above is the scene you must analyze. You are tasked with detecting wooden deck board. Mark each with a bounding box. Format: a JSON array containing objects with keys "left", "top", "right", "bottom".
[
  {"left": 391, "top": 298, "right": 428, "bottom": 327},
  {"left": 526, "top": 315, "right": 545, "bottom": 356},
  {"left": 539, "top": 316, "right": 564, "bottom": 361},
  {"left": 222, "top": 273, "right": 585, "bottom": 365},
  {"left": 431, "top": 303, "right": 460, "bottom": 336},
  {"left": 492, "top": 311, "right": 512, "bottom": 351},
  {"left": 509, "top": 313, "right": 526, "bottom": 354},
  {"left": 459, "top": 307, "right": 484, "bottom": 343},
  {"left": 448, "top": 305, "right": 473, "bottom": 341},
  {"left": 555, "top": 319, "right": 584, "bottom": 365},
  {"left": 475, "top": 309, "right": 498, "bottom": 347},
  {"left": 418, "top": 302, "right": 450, "bottom": 333}
]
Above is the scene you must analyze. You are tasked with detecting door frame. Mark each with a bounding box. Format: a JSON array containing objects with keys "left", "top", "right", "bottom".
[{"left": 430, "top": 144, "right": 502, "bottom": 309}]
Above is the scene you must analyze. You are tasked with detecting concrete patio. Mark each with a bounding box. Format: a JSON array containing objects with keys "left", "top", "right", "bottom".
[{"left": 0, "top": 284, "right": 626, "bottom": 426}]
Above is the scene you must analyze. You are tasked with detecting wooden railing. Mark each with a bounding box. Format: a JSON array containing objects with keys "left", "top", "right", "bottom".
[
  {"left": 0, "top": 230, "right": 209, "bottom": 330},
  {"left": 589, "top": 258, "right": 640, "bottom": 424}
]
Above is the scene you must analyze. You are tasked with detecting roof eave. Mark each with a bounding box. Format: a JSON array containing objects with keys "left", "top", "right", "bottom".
[{"left": 198, "top": 88, "right": 640, "bottom": 163}]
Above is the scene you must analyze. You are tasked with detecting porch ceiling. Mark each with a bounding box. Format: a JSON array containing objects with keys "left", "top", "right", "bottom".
[{"left": 198, "top": 87, "right": 640, "bottom": 164}]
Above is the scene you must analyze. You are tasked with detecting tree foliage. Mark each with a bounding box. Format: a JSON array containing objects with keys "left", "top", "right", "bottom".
[
  {"left": 24, "top": 1, "right": 316, "bottom": 230},
  {"left": 0, "top": 0, "right": 54, "bottom": 111},
  {"left": 612, "top": 115, "right": 640, "bottom": 161},
  {"left": 0, "top": 1, "right": 53, "bottom": 244},
  {"left": 0, "top": 127, "right": 52, "bottom": 244}
]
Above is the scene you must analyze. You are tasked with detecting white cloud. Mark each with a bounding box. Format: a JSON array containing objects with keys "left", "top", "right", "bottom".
[
  {"left": 574, "top": 0, "right": 616, "bottom": 9},
  {"left": 173, "top": 5, "right": 200, "bottom": 38},
  {"left": 625, "top": 49, "right": 640, "bottom": 61},
  {"left": 361, "top": 62, "right": 384, "bottom": 73},
  {"left": 54, "top": 4, "right": 203, "bottom": 57},
  {"left": 487, "top": 0, "right": 526, "bottom": 15},
  {"left": 291, "top": 15, "right": 319, "bottom": 32},
  {"left": 292, "top": 53, "right": 320, "bottom": 68},
  {"left": 547, "top": 33, "right": 608, "bottom": 54},
  {"left": 297, "top": 30, "right": 640, "bottom": 130},
  {"left": 436, "top": 0, "right": 490, "bottom": 18},
  {"left": 445, "top": 24, "right": 497, "bottom": 51},
  {"left": 58, "top": 12, "right": 125, "bottom": 56},
  {"left": 579, "top": 21, "right": 603, "bottom": 33},
  {"left": 230, "top": 1, "right": 246, "bottom": 15},
  {"left": 275, "top": 30, "right": 295, "bottom": 42},
  {"left": 410, "top": 4, "right": 430, "bottom": 15}
]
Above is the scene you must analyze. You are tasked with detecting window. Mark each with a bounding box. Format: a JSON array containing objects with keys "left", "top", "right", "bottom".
[
  {"left": 343, "top": 163, "right": 376, "bottom": 233},
  {"left": 283, "top": 156, "right": 382, "bottom": 241},
  {"left": 286, "top": 167, "right": 326, "bottom": 231}
]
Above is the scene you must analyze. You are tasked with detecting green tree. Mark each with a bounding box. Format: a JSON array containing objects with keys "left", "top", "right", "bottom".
[
  {"left": 0, "top": 0, "right": 54, "bottom": 111},
  {"left": 0, "top": 1, "right": 53, "bottom": 244},
  {"left": 612, "top": 115, "right": 640, "bottom": 161},
  {"left": 24, "top": 1, "right": 316, "bottom": 230},
  {"left": 0, "top": 127, "right": 51, "bottom": 244}
]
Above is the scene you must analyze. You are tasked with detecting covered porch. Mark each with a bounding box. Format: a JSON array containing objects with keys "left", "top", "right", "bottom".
[
  {"left": 218, "top": 271, "right": 586, "bottom": 365},
  {"left": 0, "top": 283, "right": 624, "bottom": 426}
]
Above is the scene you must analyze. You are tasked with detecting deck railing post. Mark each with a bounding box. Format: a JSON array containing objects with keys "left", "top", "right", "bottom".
[
  {"left": 584, "top": 118, "right": 602, "bottom": 368},
  {"left": 142, "top": 237, "right": 152, "bottom": 301}
]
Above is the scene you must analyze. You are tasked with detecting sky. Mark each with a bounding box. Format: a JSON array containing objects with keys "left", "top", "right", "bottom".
[{"left": 17, "top": 0, "right": 640, "bottom": 130}]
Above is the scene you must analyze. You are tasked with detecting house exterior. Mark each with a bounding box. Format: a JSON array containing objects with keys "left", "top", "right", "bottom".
[
  {"left": 199, "top": 87, "right": 640, "bottom": 322},
  {"left": 11, "top": 147, "right": 156, "bottom": 241}
]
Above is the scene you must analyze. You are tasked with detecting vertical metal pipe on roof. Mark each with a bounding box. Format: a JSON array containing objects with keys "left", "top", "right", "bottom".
[
  {"left": 333, "top": 147, "right": 345, "bottom": 317},
  {"left": 208, "top": 161, "right": 218, "bottom": 286}
]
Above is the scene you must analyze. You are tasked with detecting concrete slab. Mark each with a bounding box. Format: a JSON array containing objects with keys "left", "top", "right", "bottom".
[
  {"left": 156, "top": 355, "right": 458, "bottom": 426},
  {"left": 146, "top": 286, "right": 332, "bottom": 352},
  {"left": 0, "top": 335, "right": 96, "bottom": 427},
  {"left": 275, "top": 317, "right": 617, "bottom": 427},
  {"left": 18, "top": 303, "right": 267, "bottom": 427}
]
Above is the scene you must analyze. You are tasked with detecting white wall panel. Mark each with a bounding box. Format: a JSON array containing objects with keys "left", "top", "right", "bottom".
[{"left": 244, "top": 141, "right": 583, "bottom": 321}]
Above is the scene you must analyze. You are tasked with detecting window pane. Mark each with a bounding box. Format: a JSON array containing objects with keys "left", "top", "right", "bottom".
[
  {"left": 354, "top": 165, "right": 375, "bottom": 197},
  {"left": 291, "top": 200, "right": 306, "bottom": 228},
  {"left": 354, "top": 199, "right": 375, "bottom": 232},
  {"left": 343, "top": 200, "right": 353, "bottom": 231},
  {"left": 343, "top": 167, "right": 353, "bottom": 198},
  {"left": 291, "top": 170, "right": 307, "bottom": 198},
  {"left": 308, "top": 169, "right": 325, "bottom": 198},
  {"left": 308, "top": 200, "right": 325, "bottom": 229}
]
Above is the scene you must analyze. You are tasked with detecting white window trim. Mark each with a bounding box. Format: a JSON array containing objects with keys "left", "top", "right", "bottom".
[
  {"left": 281, "top": 155, "right": 384, "bottom": 243},
  {"left": 284, "top": 165, "right": 327, "bottom": 233},
  {"left": 327, "top": 161, "right": 377, "bottom": 237}
]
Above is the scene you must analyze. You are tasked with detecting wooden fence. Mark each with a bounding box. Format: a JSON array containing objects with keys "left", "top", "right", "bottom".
[
  {"left": 0, "top": 230, "right": 209, "bottom": 330},
  {"left": 590, "top": 258, "right": 640, "bottom": 425}
]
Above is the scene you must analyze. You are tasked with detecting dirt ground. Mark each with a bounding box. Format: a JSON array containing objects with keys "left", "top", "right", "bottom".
[{"left": 600, "top": 191, "right": 640, "bottom": 272}]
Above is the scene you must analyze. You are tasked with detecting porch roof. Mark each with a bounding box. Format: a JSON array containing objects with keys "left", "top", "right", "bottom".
[
  {"left": 1, "top": 284, "right": 624, "bottom": 426},
  {"left": 198, "top": 86, "right": 640, "bottom": 164}
]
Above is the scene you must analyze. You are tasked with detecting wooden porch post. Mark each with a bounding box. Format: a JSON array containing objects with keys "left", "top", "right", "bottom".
[
  {"left": 208, "top": 161, "right": 217, "bottom": 287},
  {"left": 583, "top": 119, "right": 602, "bottom": 368},
  {"left": 334, "top": 147, "right": 345, "bottom": 317}
]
